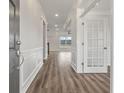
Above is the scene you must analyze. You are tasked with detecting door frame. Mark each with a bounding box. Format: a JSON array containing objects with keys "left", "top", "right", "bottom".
[
  {"left": 41, "top": 16, "right": 48, "bottom": 60},
  {"left": 83, "top": 16, "right": 108, "bottom": 73},
  {"left": 9, "top": 0, "right": 20, "bottom": 93}
]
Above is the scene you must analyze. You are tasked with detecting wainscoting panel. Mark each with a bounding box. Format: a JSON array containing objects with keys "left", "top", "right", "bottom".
[{"left": 20, "top": 47, "right": 43, "bottom": 93}]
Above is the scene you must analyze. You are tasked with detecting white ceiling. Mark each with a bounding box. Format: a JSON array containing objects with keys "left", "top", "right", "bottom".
[
  {"left": 92, "top": 0, "right": 112, "bottom": 12},
  {"left": 79, "top": 0, "right": 112, "bottom": 12},
  {"left": 40, "top": 0, "right": 112, "bottom": 30},
  {"left": 40, "top": 0, "right": 75, "bottom": 30}
]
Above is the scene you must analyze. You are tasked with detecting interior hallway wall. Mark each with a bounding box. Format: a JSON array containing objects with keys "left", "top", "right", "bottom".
[
  {"left": 68, "top": 7, "right": 112, "bottom": 73},
  {"left": 20, "top": 0, "right": 46, "bottom": 93},
  {"left": 69, "top": 6, "right": 78, "bottom": 72}
]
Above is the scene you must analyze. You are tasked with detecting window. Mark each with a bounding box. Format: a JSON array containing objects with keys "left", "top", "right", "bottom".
[
  {"left": 66, "top": 37, "right": 72, "bottom": 44},
  {"left": 60, "top": 36, "right": 72, "bottom": 45}
]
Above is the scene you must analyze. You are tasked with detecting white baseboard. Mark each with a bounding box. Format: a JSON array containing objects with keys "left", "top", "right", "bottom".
[
  {"left": 21, "top": 62, "right": 43, "bottom": 93},
  {"left": 43, "top": 56, "right": 48, "bottom": 60},
  {"left": 71, "top": 63, "right": 77, "bottom": 72},
  {"left": 76, "top": 69, "right": 83, "bottom": 73},
  {"left": 107, "top": 64, "right": 111, "bottom": 67}
]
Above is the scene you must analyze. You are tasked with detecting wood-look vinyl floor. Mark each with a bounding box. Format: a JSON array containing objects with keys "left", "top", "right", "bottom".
[{"left": 26, "top": 52, "right": 110, "bottom": 93}]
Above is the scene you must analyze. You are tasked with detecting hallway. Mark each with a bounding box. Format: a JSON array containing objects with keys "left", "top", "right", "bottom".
[
  {"left": 26, "top": 52, "right": 110, "bottom": 93},
  {"left": 9, "top": 0, "right": 112, "bottom": 93}
]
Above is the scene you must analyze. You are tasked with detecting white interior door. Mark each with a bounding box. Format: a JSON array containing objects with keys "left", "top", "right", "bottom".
[{"left": 84, "top": 18, "right": 107, "bottom": 73}]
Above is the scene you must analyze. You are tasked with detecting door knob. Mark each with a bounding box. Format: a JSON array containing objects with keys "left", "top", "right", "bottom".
[
  {"left": 16, "top": 40, "right": 21, "bottom": 45},
  {"left": 104, "top": 47, "right": 107, "bottom": 50}
]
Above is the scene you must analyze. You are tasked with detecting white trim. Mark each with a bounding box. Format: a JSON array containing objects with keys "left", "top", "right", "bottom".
[
  {"left": 80, "top": 0, "right": 100, "bottom": 17},
  {"left": 71, "top": 63, "right": 77, "bottom": 72},
  {"left": 21, "top": 47, "right": 43, "bottom": 54},
  {"left": 43, "top": 57, "right": 47, "bottom": 60},
  {"left": 83, "top": 17, "right": 108, "bottom": 73},
  {"left": 20, "top": 47, "right": 43, "bottom": 93},
  {"left": 21, "top": 62, "right": 43, "bottom": 93},
  {"left": 86, "top": 10, "right": 112, "bottom": 16},
  {"left": 41, "top": 16, "right": 48, "bottom": 24},
  {"left": 42, "top": 17, "right": 48, "bottom": 60}
]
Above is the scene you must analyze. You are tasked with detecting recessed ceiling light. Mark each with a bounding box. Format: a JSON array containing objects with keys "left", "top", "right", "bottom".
[
  {"left": 55, "top": 14, "right": 59, "bottom": 17},
  {"left": 96, "top": 3, "right": 99, "bottom": 6},
  {"left": 54, "top": 24, "right": 58, "bottom": 27}
]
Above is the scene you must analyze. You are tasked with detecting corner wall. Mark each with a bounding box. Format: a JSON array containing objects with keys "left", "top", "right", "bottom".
[{"left": 69, "top": 7, "right": 78, "bottom": 72}]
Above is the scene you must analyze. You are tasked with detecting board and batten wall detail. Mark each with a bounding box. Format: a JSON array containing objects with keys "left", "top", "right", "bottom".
[{"left": 20, "top": 0, "right": 47, "bottom": 93}]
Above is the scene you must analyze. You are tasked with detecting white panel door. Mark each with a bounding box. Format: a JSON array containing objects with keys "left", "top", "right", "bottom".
[{"left": 84, "top": 18, "right": 107, "bottom": 73}]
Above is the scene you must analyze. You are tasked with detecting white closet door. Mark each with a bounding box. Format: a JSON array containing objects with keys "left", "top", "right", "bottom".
[{"left": 84, "top": 18, "right": 107, "bottom": 73}]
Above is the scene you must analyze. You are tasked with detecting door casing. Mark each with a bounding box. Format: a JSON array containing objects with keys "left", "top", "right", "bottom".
[
  {"left": 9, "top": 0, "right": 20, "bottom": 93},
  {"left": 83, "top": 17, "right": 108, "bottom": 73}
]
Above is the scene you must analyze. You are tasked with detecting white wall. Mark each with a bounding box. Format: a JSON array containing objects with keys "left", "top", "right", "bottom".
[
  {"left": 76, "top": 8, "right": 84, "bottom": 73},
  {"left": 20, "top": 0, "right": 46, "bottom": 93},
  {"left": 47, "top": 29, "right": 72, "bottom": 52},
  {"left": 69, "top": 6, "right": 78, "bottom": 72}
]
